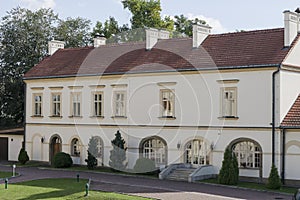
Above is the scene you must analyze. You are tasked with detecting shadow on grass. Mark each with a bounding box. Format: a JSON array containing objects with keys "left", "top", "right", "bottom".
[{"left": 15, "top": 178, "right": 87, "bottom": 200}]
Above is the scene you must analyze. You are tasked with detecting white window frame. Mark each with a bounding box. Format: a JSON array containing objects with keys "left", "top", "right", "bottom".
[
  {"left": 113, "top": 91, "right": 126, "bottom": 117},
  {"left": 142, "top": 138, "right": 166, "bottom": 166},
  {"left": 221, "top": 87, "right": 237, "bottom": 117},
  {"left": 71, "top": 92, "right": 81, "bottom": 117},
  {"left": 232, "top": 141, "right": 261, "bottom": 169},
  {"left": 93, "top": 92, "right": 103, "bottom": 117},
  {"left": 51, "top": 93, "right": 61, "bottom": 117},
  {"left": 71, "top": 138, "right": 80, "bottom": 157},
  {"left": 33, "top": 93, "right": 42, "bottom": 116},
  {"left": 161, "top": 89, "right": 175, "bottom": 118}
]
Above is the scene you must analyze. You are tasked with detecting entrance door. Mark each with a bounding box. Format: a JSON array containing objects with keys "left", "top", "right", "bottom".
[
  {"left": 50, "top": 136, "right": 62, "bottom": 164},
  {"left": 185, "top": 140, "right": 208, "bottom": 167},
  {"left": 0, "top": 137, "right": 8, "bottom": 161}
]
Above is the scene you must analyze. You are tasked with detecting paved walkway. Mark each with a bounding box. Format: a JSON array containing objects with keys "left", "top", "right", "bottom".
[{"left": 0, "top": 165, "right": 293, "bottom": 200}]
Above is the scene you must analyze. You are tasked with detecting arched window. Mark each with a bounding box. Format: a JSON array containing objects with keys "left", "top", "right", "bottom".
[
  {"left": 142, "top": 137, "right": 167, "bottom": 166},
  {"left": 232, "top": 140, "right": 262, "bottom": 168},
  {"left": 184, "top": 139, "right": 209, "bottom": 166},
  {"left": 71, "top": 138, "right": 80, "bottom": 157}
]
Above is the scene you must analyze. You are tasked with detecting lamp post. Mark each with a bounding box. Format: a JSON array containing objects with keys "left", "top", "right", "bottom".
[{"left": 12, "top": 164, "right": 16, "bottom": 177}]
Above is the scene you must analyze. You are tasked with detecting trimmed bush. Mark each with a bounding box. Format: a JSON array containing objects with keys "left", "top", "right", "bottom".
[
  {"left": 85, "top": 151, "right": 98, "bottom": 170},
  {"left": 18, "top": 148, "right": 29, "bottom": 164},
  {"left": 53, "top": 152, "right": 73, "bottom": 168},
  {"left": 218, "top": 148, "right": 239, "bottom": 185},
  {"left": 266, "top": 164, "right": 282, "bottom": 189},
  {"left": 109, "top": 130, "right": 127, "bottom": 171},
  {"left": 133, "top": 158, "right": 156, "bottom": 174}
]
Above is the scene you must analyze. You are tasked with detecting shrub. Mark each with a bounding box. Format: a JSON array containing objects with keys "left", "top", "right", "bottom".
[
  {"left": 85, "top": 151, "right": 98, "bottom": 170},
  {"left": 18, "top": 148, "right": 29, "bottom": 164},
  {"left": 133, "top": 157, "right": 156, "bottom": 174},
  {"left": 266, "top": 164, "right": 282, "bottom": 189},
  {"left": 53, "top": 152, "right": 73, "bottom": 168},
  {"left": 218, "top": 148, "right": 239, "bottom": 185},
  {"left": 109, "top": 130, "right": 127, "bottom": 171}
]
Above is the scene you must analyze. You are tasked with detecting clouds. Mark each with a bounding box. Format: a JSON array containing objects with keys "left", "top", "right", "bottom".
[
  {"left": 19, "top": 0, "right": 56, "bottom": 10},
  {"left": 185, "top": 13, "right": 227, "bottom": 34}
]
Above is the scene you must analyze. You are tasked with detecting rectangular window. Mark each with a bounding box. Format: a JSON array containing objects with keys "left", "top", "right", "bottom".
[
  {"left": 161, "top": 90, "right": 175, "bottom": 117},
  {"left": 52, "top": 93, "right": 61, "bottom": 116},
  {"left": 33, "top": 94, "right": 42, "bottom": 116},
  {"left": 221, "top": 87, "right": 237, "bottom": 117},
  {"left": 93, "top": 93, "right": 103, "bottom": 117},
  {"left": 114, "top": 91, "right": 126, "bottom": 117},
  {"left": 71, "top": 93, "right": 81, "bottom": 117}
]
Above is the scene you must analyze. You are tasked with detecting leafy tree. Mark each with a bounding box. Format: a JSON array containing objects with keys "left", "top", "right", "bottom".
[
  {"left": 0, "top": 7, "right": 58, "bottom": 128},
  {"left": 85, "top": 136, "right": 99, "bottom": 169},
  {"left": 174, "top": 14, "right": 206, "bottom": 37},
  {"left": 266, "top": 164, "right": 281, "bottom": 189},
  {"left": 122, "top": 0, "right": 174, "bottom": 32},
  {"left": 91, "top": 17, "right": 122, "bottom": 39},
  {"left": 109, "top": 130, "right": 127, "bottom": 171},
  {"left": 218, "top": 148, "right": 239, "bottom": 185},
  {"left": 18, "top": 148, "right": 29, "bottom": 164},
  {"left": 54, "top": 17, "right": 91, "bottom": 48}
]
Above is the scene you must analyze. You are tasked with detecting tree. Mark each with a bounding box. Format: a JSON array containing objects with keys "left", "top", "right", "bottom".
[
  {"left": 109, "top": 130, "right": 127, "bottom": 171},
  {"left": 122, "top": 0, "right": 174, "bottom": 32},
  {"left": 0, "top": 7, "right": 58, "bottom": 128},
  {"left": 54, "top": 17, "right": 91, "bottom": 48},
  {"left": 266, "top": 164, "right": 282, "bottom": 189},
  {"left": 85, "top": 136, "right": 98, "bottom": 169},
  {"left": 91, "top": 17, "right": 122, "bottom": 39},
  {"left": 218, "top": 148, "right": 239, "bottom": 185},
  {"left": 174, "top": 14, "right": 206, "bottom": 37}
]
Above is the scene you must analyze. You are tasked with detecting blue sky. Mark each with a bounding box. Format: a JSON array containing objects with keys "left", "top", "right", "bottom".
[{"left": 0, "top": 0, "right": 299, "bottom": 33}]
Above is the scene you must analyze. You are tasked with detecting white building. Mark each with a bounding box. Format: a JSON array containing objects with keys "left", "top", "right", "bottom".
[{"left": 24, "top": 10, "right": 300, "bottom": 184}]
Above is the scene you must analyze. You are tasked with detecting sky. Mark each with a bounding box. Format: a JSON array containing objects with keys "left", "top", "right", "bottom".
[{"left": 0, "top": 0, "right": 299, "bottom": 33}]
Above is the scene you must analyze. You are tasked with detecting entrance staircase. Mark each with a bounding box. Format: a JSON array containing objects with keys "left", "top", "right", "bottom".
[{"left": 165, "top": 167, "right": 196, "bottom": 181}]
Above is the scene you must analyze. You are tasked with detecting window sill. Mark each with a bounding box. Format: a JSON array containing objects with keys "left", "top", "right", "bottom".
[
  {"left": 68, "top": 116, "right": 83, "bottom": 118},
  {"left": 239, "top": 167, "right": 260, "bottom": 170},
  {"left": 49, "top": 115, "right": 62, "bottom": 118},
  {"left": 158, "top": 116, "right": 176, "bottom": 120},
  {"left": 218, "top": 116, "right": 239, "bottom": 120},
  {"left": 31, "top": 115, "right": 44, "bottom": 118},
  {"left": 111, "top": 116, "right": 127, "bottom": 119},
  {"left": 90, "top": 116, "right": 104, "bottom": 119}
]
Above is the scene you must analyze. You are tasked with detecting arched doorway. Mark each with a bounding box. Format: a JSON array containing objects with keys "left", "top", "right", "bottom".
[
  {"left": 49, "top": 135, "right": 62, "bottom": 164},
  {"left": 184, "top": 139, "right": 209, "bottom": 167},
  {"left": 140, "top": 136, "right": 167, "bottom": 167}
]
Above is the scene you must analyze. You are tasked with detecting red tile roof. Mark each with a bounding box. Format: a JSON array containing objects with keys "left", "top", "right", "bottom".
[
  {"left": 281, "top": 95, "right": 300, "bottom": 127},
  {"left": 24, "top": 28, "right": 293, "bottom": 79}
]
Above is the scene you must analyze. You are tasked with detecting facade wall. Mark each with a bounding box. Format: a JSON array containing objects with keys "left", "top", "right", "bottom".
[
  {"left": 0, "top": 135, "right": 23, "bottom": 161},
  {"left": 285, "top": 130, "right": 300, "bottom": 180}
]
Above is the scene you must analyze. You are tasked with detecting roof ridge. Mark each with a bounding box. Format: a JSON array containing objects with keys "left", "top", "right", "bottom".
[{"left": 209, "top": 27, "right": 284, "bottom": 38}]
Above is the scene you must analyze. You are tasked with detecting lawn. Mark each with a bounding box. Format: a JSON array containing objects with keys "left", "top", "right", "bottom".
[
  {"left": 0, "top": 171, "right": 13, "bottom": 179},
  {"left": 201, "top": 178, "right": 297, "bottom": 194},
  {"left": 0, "top": 178, "right": 151, "bottom": 200}
]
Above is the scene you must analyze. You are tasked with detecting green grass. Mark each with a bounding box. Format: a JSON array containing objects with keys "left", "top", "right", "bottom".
[
  {"left": 201, "top": 178, "right": 297, "bottom": 194},
  {"left": 0, "top": 178, "right": 151, "bottom": 200},
  {"left": 0, "top": 171, "right": 13, "bottom": 178}
]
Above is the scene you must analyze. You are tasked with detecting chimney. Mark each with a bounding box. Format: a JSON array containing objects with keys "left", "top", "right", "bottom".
[
  {"left": 146, "top": 28, "right": 170, "bottom": 50},
  {"left": 284, "top": 9, "right": 300, "bottom": 47},
  {"left": 48, "top": 40, "right": 65, "bottom": 56},
  {"left": 192, "top": 24, "right": 212, "bottom": 48},
  {"left": 94, "top": 36, "right": 106, "bottom": 47}
]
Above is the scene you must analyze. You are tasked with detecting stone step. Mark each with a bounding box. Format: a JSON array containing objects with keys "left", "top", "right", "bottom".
[{"left": 165, "top": 168, "right": 196, "bottom": 182}]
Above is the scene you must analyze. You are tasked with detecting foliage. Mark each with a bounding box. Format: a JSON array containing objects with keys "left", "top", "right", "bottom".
[
  {"left": 18, "top": 148, "right": 29, "bottom": 164},
  {"left": 0, "top": 7, "right": 58, "bottom": 127},
  {"left": 54, "top": 17, "right": 91, "bottom": 48},
  {"left": 266, "top": 164, "right": 282, "bottom": 189},
  {"left": 218, "top": 148, "right": 239, "bottom": 185},
  {"left": 174, "top": 14, "right": 206, "bottom": 37},
  {"left": 122, "top": 0, "right": 174, "bottom": 32},
  {"left": 53, "top": 152, "right": 73, "bottom": 168},
  {"left": 133, "top": 157, "right": 156, "bottom": 174},
  {"left": 91, "top": 17, "right": 124, "bottom": 39},
  {"left": 85, "top": 136, "right": 100, "bottom": 169},
  {"left": 109, "top": 130, "right": 127, "bottom": 171}
]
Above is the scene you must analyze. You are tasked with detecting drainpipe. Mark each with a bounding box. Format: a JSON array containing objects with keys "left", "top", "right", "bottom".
[
  {"left": 281, "top": 128, "right": 286, "bottom": 184},
  {"left": 23, "top": 82, "right": 27, "bottom": 150},
  {"left": 272, "top": 67, "right": 280, "bottom": 165}
]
